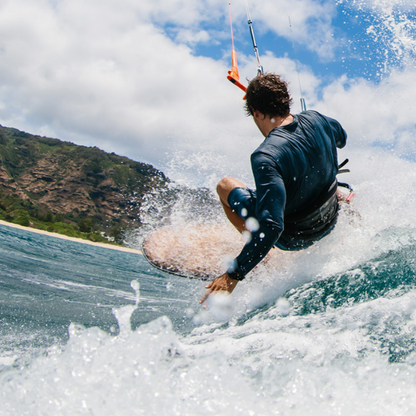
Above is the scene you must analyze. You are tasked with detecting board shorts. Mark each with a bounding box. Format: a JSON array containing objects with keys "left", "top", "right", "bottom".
[{"left": 227, "top": 186, "right": 339, "bottom": 251}]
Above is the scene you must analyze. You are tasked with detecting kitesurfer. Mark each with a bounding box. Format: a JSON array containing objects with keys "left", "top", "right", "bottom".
[{"left": 200, "top": 72, "right": 348, "bottom": 305}]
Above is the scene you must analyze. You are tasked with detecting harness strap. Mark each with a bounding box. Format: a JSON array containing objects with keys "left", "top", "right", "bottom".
[
  {"left": 280, "top": 159, "right": 354, "bottom": 243},
  {"left": 338, "top": 159, "right": 355, "bottom": 202},
  {"left": 281, "top": 191, "right": 339, "bottom": 243},
  {"left": 338, "top": 158, "right": 349, "bottom": 170},
  {"left": 284, "top": 178, "right": 337, "bottom": 224}
]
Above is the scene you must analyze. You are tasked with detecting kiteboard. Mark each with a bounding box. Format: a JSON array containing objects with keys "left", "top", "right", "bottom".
[
  {"left": 142, "top": 224, "right": 245, "bottom": 280},
  {"left": 142, "top": 223, "right": 297, "bottom": 280}
]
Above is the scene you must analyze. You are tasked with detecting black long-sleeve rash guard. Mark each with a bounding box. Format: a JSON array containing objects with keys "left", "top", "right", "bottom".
[{"left": 227, "top": 110, "right": 347, "bottom": 280}]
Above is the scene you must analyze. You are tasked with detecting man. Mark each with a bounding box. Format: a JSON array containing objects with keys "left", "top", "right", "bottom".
[{"left": 200, "top": 73, "right": 347, "bottom": 305}]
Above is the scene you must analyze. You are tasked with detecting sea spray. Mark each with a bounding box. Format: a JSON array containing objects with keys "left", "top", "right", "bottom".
[
  {"left": 338, "top": 0, "right": 416, "bottom": 79},
  {"left": 4, "top": 191, "right": 416, "bottom": 414},
  {"left": 113, "top": 280, "right": 141, "bottom": 337},
  {"left": 0, "top": 281, "right": 271, "bottom": 416},
  {"left": 182, "top": 290, "right": 416, "bottom": 415}
]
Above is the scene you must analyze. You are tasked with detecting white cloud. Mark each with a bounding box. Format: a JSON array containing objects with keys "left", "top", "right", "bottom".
[
  {"left": 240, "top": 0, "right": 339, "bottom": 60},
  {"left": 174, "top": 29, "right": 211, "bottom": 45},
  {"left": 315, "top": 68, "right": 416, "bottom": 161},
  {"left": 0, "top": 0, "right": 312, "bottom": 176},
  {"left": 0, "top": 0, "right": 416, "bottom": 189},
  {"left": 0, "top": 0, "right": 235, "bottom": 161},
  {"left": 134, "top": 0, "right": 225, "bottom": 27}
]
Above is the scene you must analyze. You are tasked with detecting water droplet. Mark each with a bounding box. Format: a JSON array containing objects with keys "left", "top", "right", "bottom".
[{"left": 245, "top": 217, "right": 260, "bottom": 232}]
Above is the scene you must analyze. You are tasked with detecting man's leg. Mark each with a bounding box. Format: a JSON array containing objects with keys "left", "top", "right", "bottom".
[{"left": 216, "top": 177, "right": 248, "bottom": 233}]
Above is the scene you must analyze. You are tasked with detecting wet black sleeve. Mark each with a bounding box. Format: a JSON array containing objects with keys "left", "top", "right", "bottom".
[
  {"left": 227, "top": 152, "right": 285, "bottom": 280},
  {"left": 328, "top": 116, "right": 347, "bottom": 149}
]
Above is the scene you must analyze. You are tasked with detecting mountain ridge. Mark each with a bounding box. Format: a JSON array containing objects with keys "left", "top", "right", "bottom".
[{"left": 0, "top": 125, "right": 169, "bottom": 243}]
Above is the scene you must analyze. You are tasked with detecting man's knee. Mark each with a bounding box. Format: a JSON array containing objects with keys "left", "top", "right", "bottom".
[
  {"left": 217, "top": 176, "right": 234, "bottom": 194},
  {"left": 217, "top": 177, "right": 246, "bottom": 205}
]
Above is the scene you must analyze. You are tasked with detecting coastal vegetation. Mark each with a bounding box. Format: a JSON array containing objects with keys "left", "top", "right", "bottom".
[{"left": 0, "top": 125, "right": 169, "bottom": 244}]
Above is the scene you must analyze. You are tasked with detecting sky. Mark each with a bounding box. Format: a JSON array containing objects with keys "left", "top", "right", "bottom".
[{"left": 1, "top": 0, "right": 416, "bottom": 186}]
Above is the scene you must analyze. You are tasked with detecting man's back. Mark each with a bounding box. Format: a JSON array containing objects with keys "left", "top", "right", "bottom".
[
  {"left": 252, "top": 110, "right": 347, "bottom": 215},
  {"left": 200, "top": 74, "right": 349, "bottom": 302}
]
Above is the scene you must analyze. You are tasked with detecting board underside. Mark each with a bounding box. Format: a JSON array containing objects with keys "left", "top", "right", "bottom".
[
  {"left": 142, "top": 224, "right": 246, "bottom": 279},
  {"left": 142, "top": 224, "right": 299, "bottom": 280}
]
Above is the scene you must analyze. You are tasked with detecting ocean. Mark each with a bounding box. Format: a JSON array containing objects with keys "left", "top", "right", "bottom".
[
  {"left": 3, "top": 145, "right": 416, "bottom": 415},
  {"left": 3, "top": 2, "right": 416, "bottom": 412}
]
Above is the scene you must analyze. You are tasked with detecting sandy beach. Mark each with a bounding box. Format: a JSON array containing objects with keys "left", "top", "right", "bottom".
[{"left": 0, "top": 219, "right": 143, "bottom": 255}]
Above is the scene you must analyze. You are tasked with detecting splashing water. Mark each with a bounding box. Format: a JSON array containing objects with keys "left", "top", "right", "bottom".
[
  {"left": 3, "top": 266, "right": 416, "bottom": 415},
  {"left": 339, "top": 0, "right": 416, "bottom": 77},
  {"left": 0, "top": 280, "right": 272, "bottom": 415},
  {"left": 4, "top": 4, "right": 416, "bottom": 415}
]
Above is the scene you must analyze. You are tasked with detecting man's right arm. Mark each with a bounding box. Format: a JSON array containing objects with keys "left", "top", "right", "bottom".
[
  {"left": 227, "top": 152, "right": 285, "bottom": 280},
  {"left": 327, "top": 116, "right": 347, "bottom": 149}
]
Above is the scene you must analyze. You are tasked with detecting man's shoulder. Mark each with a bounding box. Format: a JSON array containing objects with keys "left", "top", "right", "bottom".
[
  {"left": 298, "top": 110, "right": 346, "bottom": 148},
  {"left": 298, "top": 110, "right": 325, "bottom": 121},
  {"left": 250, "top": 136, "right": 291, "bottom": 169},
  {"left": 299, "top": 110, "right": 342, "bottom": 126},
  {"left": 252, "top": 134, "right": 287, "bottom": 155}
]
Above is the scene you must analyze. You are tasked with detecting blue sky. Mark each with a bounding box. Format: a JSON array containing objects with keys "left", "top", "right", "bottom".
[
  {"left": 1, "top": 0, "right": 416, "bottom": 185},
  {"left": 189, "top": 0, "right": 416, "bottom": 86}
]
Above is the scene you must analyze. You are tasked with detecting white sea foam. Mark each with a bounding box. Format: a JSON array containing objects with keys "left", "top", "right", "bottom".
[{"left": 2, "top": 282, "right": 416, "bottom": 415}]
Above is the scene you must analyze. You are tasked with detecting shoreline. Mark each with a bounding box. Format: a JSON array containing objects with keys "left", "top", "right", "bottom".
[{"left": 0, "top": 220, "right": 143, "bottom": 255}]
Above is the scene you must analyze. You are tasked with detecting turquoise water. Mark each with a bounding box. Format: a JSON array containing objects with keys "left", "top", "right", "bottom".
[
  {"left": 0, "top": 224, "right": 201, "bottom": 362},
  {"left": 3, "top": 1, "right": 416, "bottom": 408},
  {"left": 3, "top": 166, "right": 416, "bottom": 415}
]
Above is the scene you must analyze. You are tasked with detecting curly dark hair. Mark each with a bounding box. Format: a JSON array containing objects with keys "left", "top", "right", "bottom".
[{"left": 245, "top": 73, "right": 292, "bottom": 118}]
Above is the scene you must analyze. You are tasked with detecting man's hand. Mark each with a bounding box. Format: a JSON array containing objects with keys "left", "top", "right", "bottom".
[{"left": 199, "top": 273, "right": 239, "bottom": 305}]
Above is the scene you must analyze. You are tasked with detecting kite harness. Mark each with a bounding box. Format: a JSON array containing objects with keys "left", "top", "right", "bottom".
[{"left": 338, "top": 158, "right": 355, "bottom": 203}]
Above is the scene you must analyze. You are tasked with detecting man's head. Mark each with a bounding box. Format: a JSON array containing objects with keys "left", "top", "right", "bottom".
[{"left": 245, "top": 73, "right": 292, "bottom": 119}]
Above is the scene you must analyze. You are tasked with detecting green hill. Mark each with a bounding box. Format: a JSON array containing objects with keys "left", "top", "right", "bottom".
[{"left": 0, "top": 125, "right": 169, "bottom": 244}]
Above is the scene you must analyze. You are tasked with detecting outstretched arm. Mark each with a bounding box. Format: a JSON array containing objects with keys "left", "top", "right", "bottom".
[{"left": 226, "top": 152, "right": 285, "bottom": 278}]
